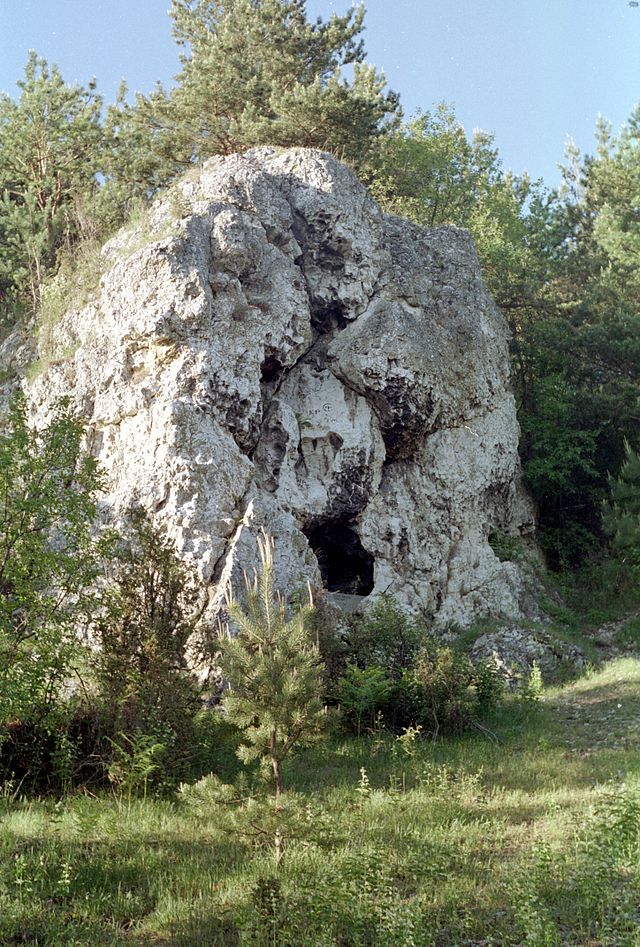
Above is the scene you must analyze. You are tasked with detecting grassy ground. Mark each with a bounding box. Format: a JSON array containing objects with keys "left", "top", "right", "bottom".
[{"left": 2, "top": 660, "right": 640, "bottom": 945}]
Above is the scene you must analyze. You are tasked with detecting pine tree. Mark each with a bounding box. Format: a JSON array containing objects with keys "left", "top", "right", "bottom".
[
  {"left": 220, "top": 530, "right": 325, "bottom": 867},
  {"left": 0, "top": 53, "right": 105, "bottom": 318},
  {"left": 591, "top": 110, "right": 640, "bottom": 295},
  {"left": 107, "top": 0, "right": 399, "bottom": 196},
  {"left": 604, "top": 442, "right": 640, "bottom": 573}
]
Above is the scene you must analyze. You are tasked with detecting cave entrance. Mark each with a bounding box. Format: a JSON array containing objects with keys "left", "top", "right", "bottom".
[{"left": 305, "top": 521, "right": 374, "bottom": 595}]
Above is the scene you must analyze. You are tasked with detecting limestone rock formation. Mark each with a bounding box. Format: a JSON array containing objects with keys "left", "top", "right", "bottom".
[{"left": 21, "top": 147, "right": 536, "bottom": 632}]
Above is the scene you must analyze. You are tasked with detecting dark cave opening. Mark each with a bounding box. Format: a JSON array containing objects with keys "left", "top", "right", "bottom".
[
  {"left": 311, "top": 300, "right": 348, "bottom": 334},
  {"left": 260, "top": 354, "right": 283, "bottom": 384},
  {"left": 304, "top": 521, "right": 374, "bottom": 595}
]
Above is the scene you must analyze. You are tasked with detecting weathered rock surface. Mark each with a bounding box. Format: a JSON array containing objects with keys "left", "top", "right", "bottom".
[
  {"left": 18, "top": 147, "right": 536, "bottom": 634},
  {"left": 470, "top": 624, "right": 586, "bottom": 683}
]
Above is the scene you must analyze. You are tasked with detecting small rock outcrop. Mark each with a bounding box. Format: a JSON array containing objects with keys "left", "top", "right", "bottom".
[
  {"left": 470, "top": 625, "right": 586, "bottom": 683},
  {"left": 21, "top": 147, "right": 536, "bottom": 631}
]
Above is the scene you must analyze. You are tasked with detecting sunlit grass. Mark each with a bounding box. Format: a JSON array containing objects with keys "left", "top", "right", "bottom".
[{"left": 2, "top": 659, "right": 640, "bottom": 944}]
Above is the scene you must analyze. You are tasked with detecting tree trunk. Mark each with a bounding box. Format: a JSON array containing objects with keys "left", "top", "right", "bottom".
[
  {"left": 272, "top": 756, "right": 283, "bottom": 801},
  {"left": 271, "top": 742, "right": 284, "bottom": 870}
]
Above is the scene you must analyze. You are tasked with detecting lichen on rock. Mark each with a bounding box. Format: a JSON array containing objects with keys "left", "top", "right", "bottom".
[{"left": 18, "top": 146, "right": 536, "bottom": 636}]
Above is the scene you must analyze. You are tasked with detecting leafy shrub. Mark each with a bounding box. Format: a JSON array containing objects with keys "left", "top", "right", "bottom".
[
  {"left": 336, "top": 664, "right": 394, "bottom": 735},
  {"left": 93, "top": 508, "right": 204, "bottom": 785},
  {"left": 327, "top": 597, "right": 503, "bottom": 736},
  {"left": 400, "top": 642, "right": 503, "bottom": 737},
  {"left": 345, "top": 596, "right": 423, "bottom": 678},
  {"left": 520, "top": 662, "right": 544, "bottom": 704},
  {"left": 0, "top": 396, "right": 103, "bottom": 725},
  {"left": 107, "top": 730, "right": 170, "bottom": 801}
]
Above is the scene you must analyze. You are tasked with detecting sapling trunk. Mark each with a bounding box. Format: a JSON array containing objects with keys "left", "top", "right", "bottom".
[{"left": 271, "top": 733, "right": 284, "bottom": 870}]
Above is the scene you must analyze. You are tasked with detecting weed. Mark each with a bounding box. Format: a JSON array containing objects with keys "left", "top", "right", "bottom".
[
  {"left": 489, "top": 529, "right": 524, "bottom": 562},
  {"left": 521, "top": 662, "right": 544, "bottom": 703}
]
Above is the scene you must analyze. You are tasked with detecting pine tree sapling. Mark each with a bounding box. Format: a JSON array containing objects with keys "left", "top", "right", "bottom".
[{"left": 220, "top": 530, "right": 325, "bottom": 867}]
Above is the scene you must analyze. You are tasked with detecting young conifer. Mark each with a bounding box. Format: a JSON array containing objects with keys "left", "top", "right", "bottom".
[{"left": 220, "top": 530, "right": 325, "bottom": 866}]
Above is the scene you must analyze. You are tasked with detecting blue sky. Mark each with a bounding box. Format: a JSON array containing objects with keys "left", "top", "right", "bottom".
[{"left": 2, "top": 1, "right": 639, "bottom": 188}]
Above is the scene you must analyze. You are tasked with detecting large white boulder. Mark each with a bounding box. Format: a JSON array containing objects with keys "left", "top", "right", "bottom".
[{"left": 22, "top": 147, "right": 536, "bottom": 633}]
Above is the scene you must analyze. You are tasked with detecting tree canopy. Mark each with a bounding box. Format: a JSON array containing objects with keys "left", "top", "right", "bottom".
[
  {"left": 106, "top": 0, "right": 399, "bottom": 197},
  {"left": 0, "top": 53, "right": 105, "bottom": 320}
]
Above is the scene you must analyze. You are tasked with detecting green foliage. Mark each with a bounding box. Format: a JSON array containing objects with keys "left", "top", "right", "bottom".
[
  {"left": 511, "top": 784, "right": 640, "bottom": 945},
  {"left": 179, "top": 770, "right": 322, "bottom": 861},
  {"left": 612, "top": 615, "right": 640, "bottom": 650},
  {"left": 368, "top": 104, "right": 501, "bottom": 226},
  {"left": 551, "top": 552, "right": 640, "bottom": 626},
  {"left": 591, "top": 110, "right": 640, "bottom": 290},
  {"left": 336, "top": 664, "right": 393, "bottom": 735},
  {"left": 106, "top": 0, "right": 399, "bottom": 197},
  {"left": 344, "top": 596, "right": 423, "bottom": 680},
  {"left": 219, "top": 531, "right": 326, "bottom": 867},
  {"left": 326, "top": 597, "right": 503, "bottom": 738},
  {"left": 0, "top": 53, "right": 105, "bottom": 318},
  {"left": 488, "top": 529, "right": 523, "bottom": 562},
  {"left": 0, "top": 396, "right": 102, "bottom": 726},
  {"left": 603, "top": 440, "right": 640, "bottom": 574},
  {"left": 520, "top": 662, "right": 544, "bottom": 704},
  {"left": 2, "top": 660, "right": 640, "bottom": 943},
  {"left": 220, "top": 532, "right": 326, "bottom": 795},
  {"left": 405, "top": 641, "right": 503, "bottom": 736},
  {"left": 514, "top": 123, "right": 640, "bottom": 564},
  {"left": 107, "top": 731, "right": 170, "bottom": 802},
  {"left": 93, "top": 508, "right": 203, "bottom": 781}
]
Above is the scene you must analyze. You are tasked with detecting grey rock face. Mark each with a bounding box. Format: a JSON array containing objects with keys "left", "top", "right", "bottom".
[
  {"left": 470, "top": 625, "right": 586, "bottom": 682},
  {"left": 22, "top": 147, "right": 535, "bottom": 633}
]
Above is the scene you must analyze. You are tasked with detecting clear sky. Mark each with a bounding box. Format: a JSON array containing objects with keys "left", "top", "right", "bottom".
[{"left": 1, "top": 1, "right": 639, "bottom": 188}]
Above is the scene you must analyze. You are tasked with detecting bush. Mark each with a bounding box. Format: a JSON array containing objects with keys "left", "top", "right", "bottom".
[
  {"left": 336, "top": 664, "right": 393, "bottom": 735},
  {"left": 406, "top": 642, "right": 503, "bottom": 736},
  {"left": 93, "top": 508, "right": 204, "bottom": 785},
  {"left": 0, "top": 395, "right": 103, "bottom": 726},
  {"left": 328, "top": 598, "right": 504, "bottom": 736},
  {"left": 345, "top": 596, "right": 424, "bottom": 679}
]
